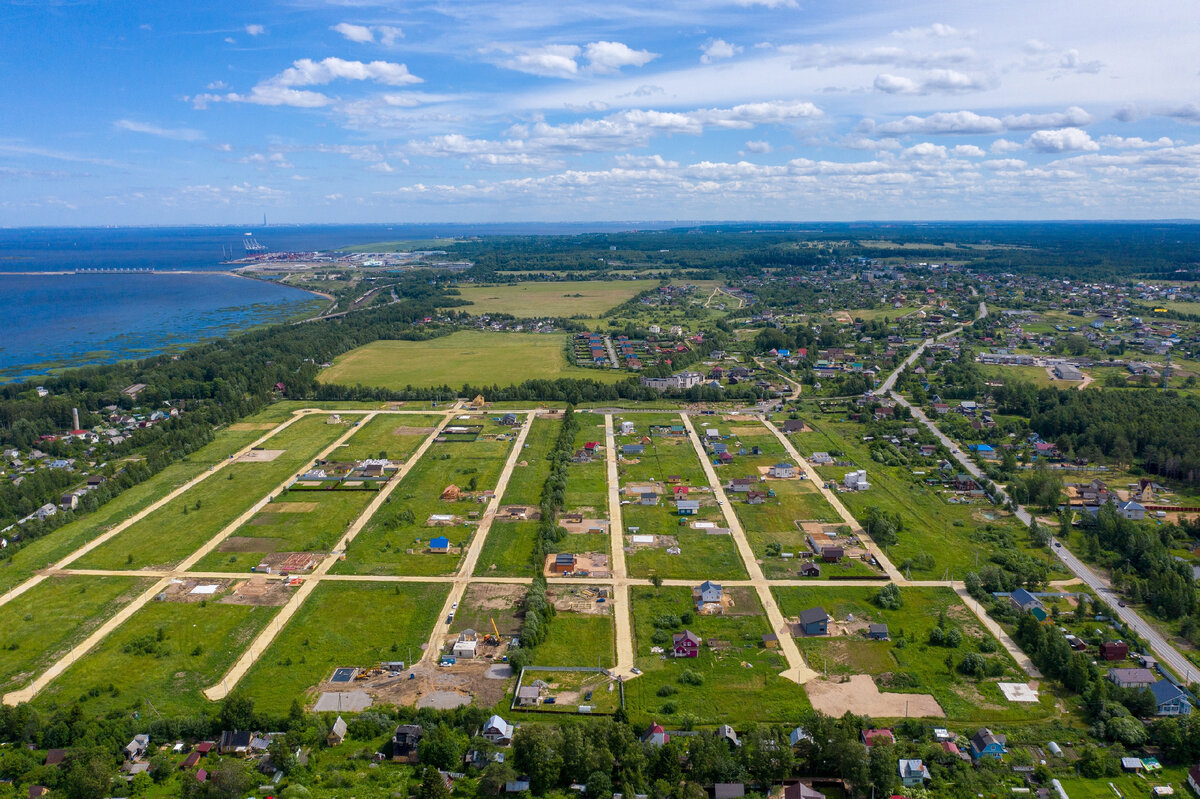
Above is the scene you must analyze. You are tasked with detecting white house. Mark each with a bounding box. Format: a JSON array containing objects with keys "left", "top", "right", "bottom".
[
  {"left": 843, "top": 470, "right": 870, "bottom": 491},
  {"left": 1117, "top": 500, "right": 1146, "bottom": 520},
  {"left": 481, "top": 715, "right": 515, "bottom": 745}
]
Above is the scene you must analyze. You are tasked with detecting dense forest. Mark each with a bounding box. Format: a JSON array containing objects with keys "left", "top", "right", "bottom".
[{"left": 1030, "top": 390, "right": 1200, "bottom": 483}]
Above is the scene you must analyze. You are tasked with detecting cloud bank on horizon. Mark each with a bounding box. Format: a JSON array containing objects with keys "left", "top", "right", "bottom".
[{"left": 2, "top": 0, "right": 1199, "bottom": 224}]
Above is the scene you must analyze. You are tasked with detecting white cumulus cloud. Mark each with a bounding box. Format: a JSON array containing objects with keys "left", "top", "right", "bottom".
[
  {"left": 332, "top": 23, "right": 374, "bottom": 43},
  {"left": 1026, "top": 127, "right": 1098, "bottom": 153},
  {"left": 745, "top": 140, "right": 772, "bottom": 154},
  {"left": 244, "top": 24, "right": 265, "bottom": 36},
  {"left": 331, "top": 23, "right": 403, "bottom": 45},
  {"left": 584, "top": 41, "right": 657, "bottom": 73},
  {"left": 701, "top": 39, "right": 741, "bottom": 64},
  {"left": 192, "top": 57, "right": 422, "bottom": 108}
]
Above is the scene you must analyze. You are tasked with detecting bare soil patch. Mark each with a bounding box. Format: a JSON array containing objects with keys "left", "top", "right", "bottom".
[
  {"left": 238, "top": 449, "right": 285, "bottom": 463},
  {"left": 731, "top": 426, "right": 766, "bottom": 436},
  {"left": 358, "top": 660, "right": 511, "bottom": 710},
  {"left": 229, "top": 423, "right": 278, "bottom": 431},
  {"left": 392, "top": 426, "right": 435, "bottom": 435},
  {"left": 220, "top": 577, "right": 295, "bottom": 607},
  {"left": 549, "top": 585, "right": 612, "bottom": 614},
  {"left": 464, "top": 582, "right": 527, "bottom": 610},
  {"left": 806, "top": 674, "right": 944, "bottom": 718},
  {"left": 558, "top": 515, "right": 608, "bottom": 534},
  {"left": 218, "top": 536, "right": 284, "bottom": 553},
  {"left": 273, "top": 502, "right": 318, "bottom": 513},
  {"left": 543, "top": 552, "right": 609, "bottom": 578},
  {"left": 158, "top": 578, "right": 234, "bottom": 603}
]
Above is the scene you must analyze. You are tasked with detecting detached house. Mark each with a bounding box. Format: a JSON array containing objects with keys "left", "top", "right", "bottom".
[
  {"left": 482, "top": 715, "right": 515, "bottom": 745},
  {"left": 796, "top": 607, "right": 828, "bottom": 636},
  {"left": 898, "top": 759, "right": 931, "bottom": 787},
  {"left": 673, "top": 630, "right": 701, "bottom": 657},
  {"left": 1009, "top": 588, "right": 1048, "bottom": 622},
  {"left": 694, "top": 581, "right": 724, "bottom": 614},
  {"left": 969, "top": 728, "right": 1006, "bottom": 761},
  {"left": 1108, "top": 667, "right": 1156, "bottom": 690},
  {"left": 1150, "top": 680, "right": 1192, "bottom": 716},
  {"left": 769, "top": 462, "right": 796, "bottom": 479}
]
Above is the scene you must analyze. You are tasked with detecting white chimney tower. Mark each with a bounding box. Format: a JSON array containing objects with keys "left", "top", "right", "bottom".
[{"left": 72, "top": 408, "right": 80, "bottom": 431}]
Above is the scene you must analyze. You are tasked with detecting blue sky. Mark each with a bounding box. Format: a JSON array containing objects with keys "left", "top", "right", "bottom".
[{"left": 2, "top": 0, "right": 1198, "bottom": 225}]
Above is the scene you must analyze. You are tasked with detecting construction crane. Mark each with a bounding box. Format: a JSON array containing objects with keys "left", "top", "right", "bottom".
[{"left": 484, "top": 617, "right": 502, "bottom": 645}]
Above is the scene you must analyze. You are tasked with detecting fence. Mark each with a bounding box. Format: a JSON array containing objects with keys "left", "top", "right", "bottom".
[{"left": 510, "top": 666, "right": 624, "bottom": 716}]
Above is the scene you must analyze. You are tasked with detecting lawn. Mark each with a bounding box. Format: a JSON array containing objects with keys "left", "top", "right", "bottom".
[
  {"left": 35, "top": 597, "right": 278, "bottom": 717},
  {"left": 773, "top": 585, "right": 1057, "bottom": 724},
  {"left": 237, "top": 582, "right": 448, "bottom": 715},
  {"left": 335, "top": 416, "right": 517, "bottom": 576},
  {"left": 0, "top": 414, "right": 290, "bottom": 595},
  {"left": 74, "top": 414, "right": 346, "bottom": 571},
  {"left": 319, "top": 331, "right": 627, "bottom": 390},
  {"left": 531, "top": 613, "right": 615, "bottom": 668},
  {"left": 622, "top": 586, "right": 810, "bottom": 726},
  {"left": 564, "top": 418, "right": 609, "bottom": 511},
  {"left": 0, "top": 575, "right": 151, "bottom": 694},
  {"left": 188, "top": 489, "right": 377, "bottom": 572},
  {"left": 1057, "top": 767, "right": 1190, "bottom": 799},
  {"left": 334, "top": 413, "right": 444, "bottom": 462},
  {"left": 474, "top": 521, "right": 539, "bottom": 577},
  {"left": 976, "top": 363, "right": 1059, "bottom": 388},
  {"left": 454, "top": 280, "right": 658, "bottom": 318},
  {"left": 625, "top": 518, "right": 749, "bottom": 581},
  {"left": 501, "top": 416, "right": 560, "bottom": 507}
]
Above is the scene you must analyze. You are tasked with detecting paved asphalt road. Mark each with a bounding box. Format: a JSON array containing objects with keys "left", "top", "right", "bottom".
[{"left": 885, "top": 300, "right": 1197, "bottom": 684}]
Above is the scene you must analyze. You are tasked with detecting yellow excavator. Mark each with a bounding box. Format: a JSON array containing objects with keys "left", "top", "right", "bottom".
[{"left": 484, "top": 618, "right": 501, "bottom": 645}]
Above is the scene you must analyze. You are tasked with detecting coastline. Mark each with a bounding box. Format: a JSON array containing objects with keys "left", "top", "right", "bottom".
[{"left": 0, "top": 272, "right": 328, "bottom": 384}]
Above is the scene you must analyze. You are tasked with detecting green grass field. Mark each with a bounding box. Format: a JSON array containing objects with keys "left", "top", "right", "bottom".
[
  {"left": 564, "top": 419, "right": 609, "bottom": 511},
  {"left": 532, "top": 613, "right": 615, "bottom": 668},
  {"left": 335, "top": 416, "right": 517, "bottom": 576},
  {"left": 977, "top": 363, "right": 1060, "bottom": 388},
  {"left": 237, "top": 582, "right": 448, "bottom": 714},
  {"left": 74, "top": 415, "right": 345, "bottom": 571},
  {"left": 773, "top": 585, "right": 1056, "bottom": 724},
  {"left": 188, "top": 489, "right": 377, "bottom": 572},
  {"left": 454, "top": 280, "right": 658, "bottom": 318},
  {"left": 319, "top": 331, "right": 627, "bottom": 390},
  {"left": 334, "top": 413, "right": 444, "bottom": 462},
  {"left": 0, "top": 575, "right": 152, "bottom": 694},
  {"left": 622, "top": 586, "right": 809, "bottom": 725},
  {"left": 36, "top": 597, "right": 278, "bottom": 717},
  {"left": 474, "top": 521, "right": 539, "bottom": 577},
  {"left": 0, "top": 414, "right": 293, "bottom": 595},
  {"left": 792, "top": 415, "right": 1053, "bottom": 579},
  {"left": 1057, "top": 767, "right": 1190, "bottom": 799},
  {"left": 501, "top": 416, "right": 559, "bottom": 506}
]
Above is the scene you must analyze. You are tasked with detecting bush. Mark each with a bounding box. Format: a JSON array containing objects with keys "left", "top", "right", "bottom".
[
  {"left": 977, "top": 636, "right": 997, "bottom": 653},
  {"left": 677, "top": 670, "right": 704, "bottom": 686},
  {"left": 874, "top": 583, "right": 902, "bottom": 610},
  {"left": 958, "top": 652, "right": 986, "bottom": 676},
  {"left": 660, "top": 702, "right": 678, "bottom": 715},
  {"left": 656, "top": 685, "right": 677, "bottom": 697}
]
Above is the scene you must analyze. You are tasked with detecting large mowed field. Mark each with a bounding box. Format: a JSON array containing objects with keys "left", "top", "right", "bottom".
[
  {"left": 454, "top": 280, "right": 657, "bottom": 317},
  {"left": 319, "top": 331, "right": 626, "bottom": 390}
]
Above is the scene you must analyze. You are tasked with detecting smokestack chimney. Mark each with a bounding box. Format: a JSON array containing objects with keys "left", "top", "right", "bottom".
[{"left": 73, "top": 408, "right": 80, "bottom": 431}]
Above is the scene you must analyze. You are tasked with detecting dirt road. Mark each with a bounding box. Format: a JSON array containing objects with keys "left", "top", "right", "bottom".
[
  {"left": 680, "top": 413, "right": 817, "bottom": 684},
  {"left": 604, "top": 414, "right": 637, "bottom": 678},
  {"left": 417, "top": 411, "right": 538, "bottom": 666},
  {"left": 761, "top": 418, "right": 904, "bottom": 581}
]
